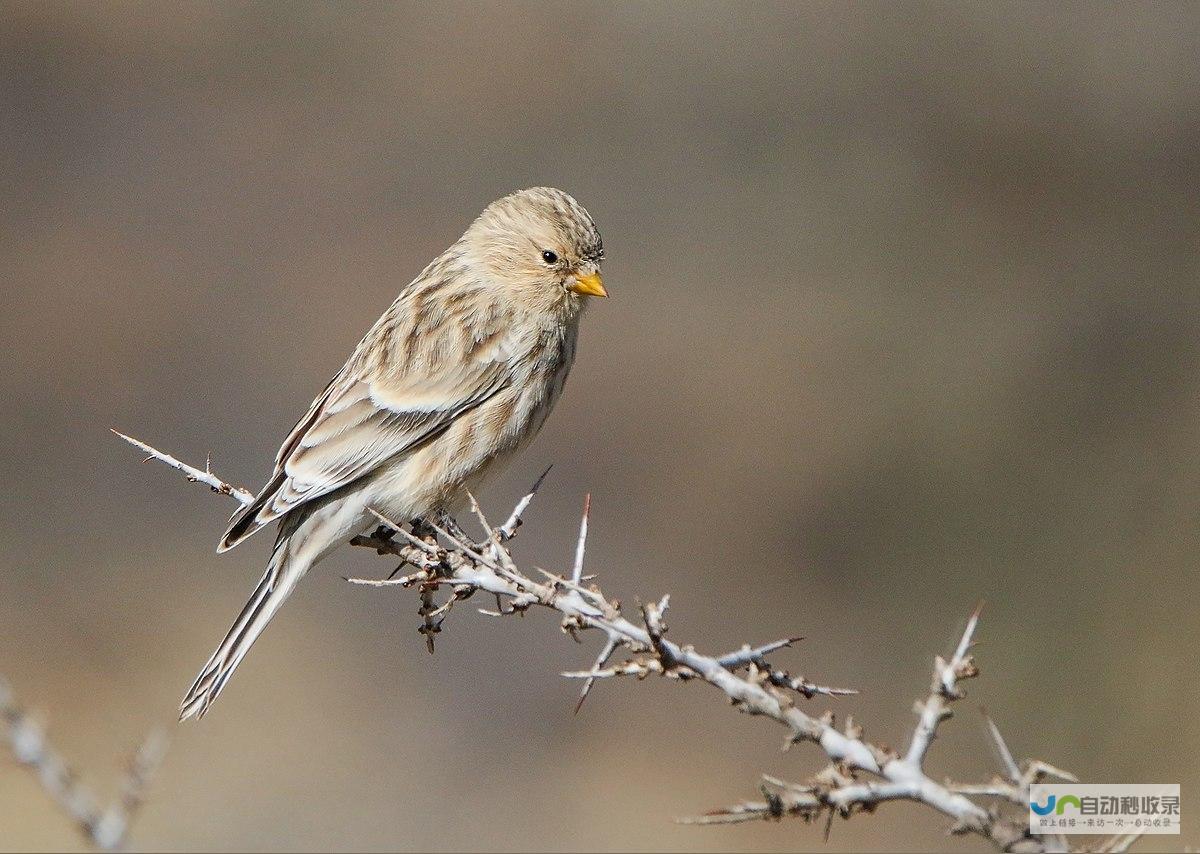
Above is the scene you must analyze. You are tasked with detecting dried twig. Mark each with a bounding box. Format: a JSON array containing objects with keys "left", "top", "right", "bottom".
[
  {"left": 0, "top": 676, "right": 167, "bottom": 850},
  {"left": 111, "top": 429, "right": 253, "bottom": 504},
  {"left": 112, "top": 430, "right": 1137, "bottom": 852}
]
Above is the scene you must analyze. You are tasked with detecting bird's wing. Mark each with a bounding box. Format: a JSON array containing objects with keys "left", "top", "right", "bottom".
[{"left": 219, "top": 322, "right": 512, "bottom": 550}]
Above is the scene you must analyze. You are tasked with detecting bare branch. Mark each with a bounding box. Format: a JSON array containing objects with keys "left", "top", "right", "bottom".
[
  {"left": 112, "top": 430, "right": 254, "bottom": 505},
  {"left": 571, "top": 493, "right": 590, "bottom": 584},
  {"left": 572, "top": 635, "right": 617, "bottom": 714},
  {"left": 905, "top": 601, "right": 982, "bottom": 767},
  {"left": 0, "top": 676, "right": 167, "bottom": 850},
  {"left": 982, "top": 707, "right": 1022, "bottom": 783},
  {"left": 497, "top": 464, "right": 553, "bottom": 541},
  {"left": 716, "top": 637, "right": 802, "bottom": 668},
  {"left": 115, "top": 442, "right": 1139, "bottom": 853}
]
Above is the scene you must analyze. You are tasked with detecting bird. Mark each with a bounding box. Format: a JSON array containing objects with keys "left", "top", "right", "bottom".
[{"left": 179, "top": 187, "right": 607, "bottom": 721}]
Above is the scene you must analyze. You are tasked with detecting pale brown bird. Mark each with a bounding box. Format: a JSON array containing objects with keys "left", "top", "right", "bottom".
[{"left": 180, "top": 187, "right": 607, "bottom": 720}]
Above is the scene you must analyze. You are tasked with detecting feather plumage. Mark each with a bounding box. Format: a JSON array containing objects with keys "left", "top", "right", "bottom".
[{"left": 181, "top": 187, "right": 604, "bottom": 719}]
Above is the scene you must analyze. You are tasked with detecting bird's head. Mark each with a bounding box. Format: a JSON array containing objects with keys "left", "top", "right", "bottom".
[{"left": 463, "top": 187, "right": 606, "bottom": 317}]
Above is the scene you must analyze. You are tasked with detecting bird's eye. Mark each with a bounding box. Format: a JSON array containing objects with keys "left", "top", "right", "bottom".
[{"left": 540, "top": 249, "right": 559, "bottom": 264}]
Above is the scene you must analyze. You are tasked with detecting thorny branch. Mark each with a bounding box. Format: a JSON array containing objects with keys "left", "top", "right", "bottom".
[
  {"left": 0, "top": 677, "right": 167, "bottom": 850},
  {"left": 112, "top": 431, "right": 1140, "bottom": 853}
]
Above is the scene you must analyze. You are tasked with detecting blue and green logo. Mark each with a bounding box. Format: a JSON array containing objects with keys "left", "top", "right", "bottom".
[{"left": 1030, "top": 794, "right": 1081, "bottom": 816}]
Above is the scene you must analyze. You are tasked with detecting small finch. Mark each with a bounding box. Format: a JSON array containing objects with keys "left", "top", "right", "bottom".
[{"left": 180, "top": 187, "right": 607, "bottom": 720}]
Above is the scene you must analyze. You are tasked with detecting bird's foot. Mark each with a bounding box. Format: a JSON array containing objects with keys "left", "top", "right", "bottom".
[
  {"left": 409, "top": 517, "right": 439, "bottom": 543},
  {"left": 432, "top": 511, "right": 489, "bottom": 554}
]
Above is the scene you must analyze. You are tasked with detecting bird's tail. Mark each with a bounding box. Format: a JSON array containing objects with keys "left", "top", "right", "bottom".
[{"left": 179, "top": 535, "right": 309, "bottom": 721}]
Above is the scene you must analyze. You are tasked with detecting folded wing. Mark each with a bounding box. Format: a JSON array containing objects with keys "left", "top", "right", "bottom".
[{"left": 219, "top": 320, "right": 511, "bottom": 551}]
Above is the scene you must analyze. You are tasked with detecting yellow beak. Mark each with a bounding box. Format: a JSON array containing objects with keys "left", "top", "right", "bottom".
[{"left": 568, "top": 271, "right": 608, "bottom": 298}]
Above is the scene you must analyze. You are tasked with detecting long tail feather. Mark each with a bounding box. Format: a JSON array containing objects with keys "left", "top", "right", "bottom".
[{"left": 180, "top": 538, "right": 307, "bottom": 721}]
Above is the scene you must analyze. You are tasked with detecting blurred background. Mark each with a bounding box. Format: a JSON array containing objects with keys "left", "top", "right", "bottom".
[{"left": 1, "top": 2, "right": 1197, "bottom": 851}]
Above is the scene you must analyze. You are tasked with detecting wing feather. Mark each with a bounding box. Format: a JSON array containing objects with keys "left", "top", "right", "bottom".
[{"left": 219, "top": 280, "right": 514, "bottom": 550}]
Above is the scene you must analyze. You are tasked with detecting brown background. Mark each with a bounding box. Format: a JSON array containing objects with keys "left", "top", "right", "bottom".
[{"left": 2, "top": 2, "right": 1197, "bottom": 851}]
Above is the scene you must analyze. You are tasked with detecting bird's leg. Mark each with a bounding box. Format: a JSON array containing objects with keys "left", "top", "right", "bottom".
[
  {"left": 370, "top": 523, "right": 395, "bottom": 541},
  {"left": 409, "top": 516, "right": 438, "bottom": 543},
  {"left": 434, "top": 510, "right": 487, "bottom": 553}
]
